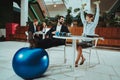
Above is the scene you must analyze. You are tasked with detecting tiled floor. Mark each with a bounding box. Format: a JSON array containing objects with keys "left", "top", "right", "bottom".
[{"left": 0, "top": 41, "right": 120, "bottom": 80}]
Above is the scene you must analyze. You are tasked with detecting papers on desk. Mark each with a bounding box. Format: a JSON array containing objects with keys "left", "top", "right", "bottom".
[{"left": 34, "top": 31, "right": 44, "bottom": 35}]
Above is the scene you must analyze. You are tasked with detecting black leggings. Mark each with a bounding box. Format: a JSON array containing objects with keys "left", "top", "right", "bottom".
[{"left": 35, "top": 38, "right": 65, "bottom": 49}]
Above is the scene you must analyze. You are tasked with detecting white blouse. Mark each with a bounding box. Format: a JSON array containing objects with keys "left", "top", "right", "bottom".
[{"left": 80, "top": 4, "right": 100, "bottom": 36}]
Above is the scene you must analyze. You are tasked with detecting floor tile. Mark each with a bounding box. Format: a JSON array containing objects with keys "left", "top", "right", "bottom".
[{"left": 0, "top": 41, "right": 120, "bottom": 80}]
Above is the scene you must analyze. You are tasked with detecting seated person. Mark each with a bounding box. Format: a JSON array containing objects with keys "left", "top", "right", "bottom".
[
  {"left": 28, "top": 19, "right": 45, "bottom": 47},
  {"left": 34, "top": 25, "right": 43, "bottom": 40},
  {"left": 28, "top": 19, "right": 39, "bottom": 48},
  {"left": 29, "top": 16, "right": 70, "bottom": 49},
  {"left": 40, "top": 22, "right": 48, "bottom": 33},
  {"left": 75, "top": 1, "right": 100, "bottom": 67}
]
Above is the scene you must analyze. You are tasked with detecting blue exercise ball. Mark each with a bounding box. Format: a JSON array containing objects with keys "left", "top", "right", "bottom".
[{"left": 12, "top": 47, "right": 49, "bottom": 79}]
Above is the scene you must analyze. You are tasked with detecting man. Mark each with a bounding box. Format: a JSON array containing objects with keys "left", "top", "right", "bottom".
[
  {"left": 75, "top": 1, "right": 100, "bottom": 67},
  {"left": 30, "top": 16, "right": 69, "bottom": 49},
  {"left": 28, "top": 19, "right": 39, "bottom": 48}
]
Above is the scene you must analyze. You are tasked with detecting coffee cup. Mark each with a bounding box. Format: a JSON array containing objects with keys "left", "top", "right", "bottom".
[{"left": 55, "top": 31, "right": 60, "bottom": 36}]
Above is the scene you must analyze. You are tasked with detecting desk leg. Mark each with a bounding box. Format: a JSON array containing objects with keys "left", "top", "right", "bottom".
[{"left": 72, "top": 39, "right": 76, "bottom": 71}]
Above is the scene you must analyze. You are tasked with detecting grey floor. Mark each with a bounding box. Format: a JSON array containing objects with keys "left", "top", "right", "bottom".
[{"left": 0, "top": 41, "right": 120, "bottom": 80}]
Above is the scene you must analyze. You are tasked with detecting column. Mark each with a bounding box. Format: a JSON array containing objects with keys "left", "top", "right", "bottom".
[{"left": 20, "top": 0, "right": 28, "bottom": 26}]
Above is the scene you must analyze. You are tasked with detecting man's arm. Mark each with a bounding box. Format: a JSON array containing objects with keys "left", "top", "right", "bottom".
[
  {"left": 61, "top": 26, "right": 70, "bottom": 33},
  {"left": 45, "top": 26, "right": 56, "bottom": 38}
]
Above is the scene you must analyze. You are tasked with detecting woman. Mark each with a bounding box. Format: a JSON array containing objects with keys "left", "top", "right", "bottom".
[
  {"left": 75, "top": 1, "right": 100, "bottom": 67},
  {"left": 40, "top": 22, "right": 47, "bottom": 33}
]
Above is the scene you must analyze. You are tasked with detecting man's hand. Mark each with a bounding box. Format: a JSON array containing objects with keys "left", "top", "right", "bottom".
[
  {"left": 45, "top": 35, "right": 49, "bottom": 38},
  {"left": 52, "top": 31, "right": 56, "bottom": 34}
]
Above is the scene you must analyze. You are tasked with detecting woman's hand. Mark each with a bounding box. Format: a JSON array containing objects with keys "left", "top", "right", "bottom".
[
  {"left": 81, "top": 3, "right": 87, "bottom": 9},
  {"left": 52, "top": 31, "right": 56, "bottom": 34}
]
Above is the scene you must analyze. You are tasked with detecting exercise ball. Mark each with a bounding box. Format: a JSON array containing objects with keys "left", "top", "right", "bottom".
[{"left": 12, "top": 47, "right": 49, "bottom": 79}]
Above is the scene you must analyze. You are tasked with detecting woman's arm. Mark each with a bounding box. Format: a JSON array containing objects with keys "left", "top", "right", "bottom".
[
  {"left": 93, "top": 1, "right": 100, "bottom": 28},
  {"left": 80, "top": 4, "right": 86, "bottom": 24}
]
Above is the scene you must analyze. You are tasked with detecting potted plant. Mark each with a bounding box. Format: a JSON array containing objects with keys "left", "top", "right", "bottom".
[{"left": 65, "top": 7, "right": 73, "bottom": 27}]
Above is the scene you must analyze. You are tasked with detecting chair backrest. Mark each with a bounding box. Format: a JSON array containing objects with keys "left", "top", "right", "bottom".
[
  {"left": 25, "top": 31, "right": 28, "bottom": 40},
  {"left": 92, "top": 37, "right": 104, "bottom": 48}
]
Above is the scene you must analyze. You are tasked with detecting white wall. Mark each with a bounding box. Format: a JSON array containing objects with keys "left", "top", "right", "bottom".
[{"left": 0, "top": 29, "right": 6, "bottom": 37}]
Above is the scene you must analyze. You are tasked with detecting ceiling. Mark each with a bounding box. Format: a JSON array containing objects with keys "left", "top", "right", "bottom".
[
  {"left": 44, "top": 0, "right": 120, "bottom": 16},
  {"left": 44, "top": 0, "right": 64, "bottom": 5},
  {"left": 13, "top": 0, "right": 120, "bottom": 17}
]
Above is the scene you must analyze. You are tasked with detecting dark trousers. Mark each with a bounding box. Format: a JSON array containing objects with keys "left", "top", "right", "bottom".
[
  {"left": 28, "top": 32, "right": 43, "bottom": 47},
  {"left": 34, "top": 38, "right": 65, "bottom": 49}
]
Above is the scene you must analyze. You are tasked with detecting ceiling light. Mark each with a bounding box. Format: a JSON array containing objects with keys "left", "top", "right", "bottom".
[{"left": 53, "top": 4, "right": 56, "bottom": 7}]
